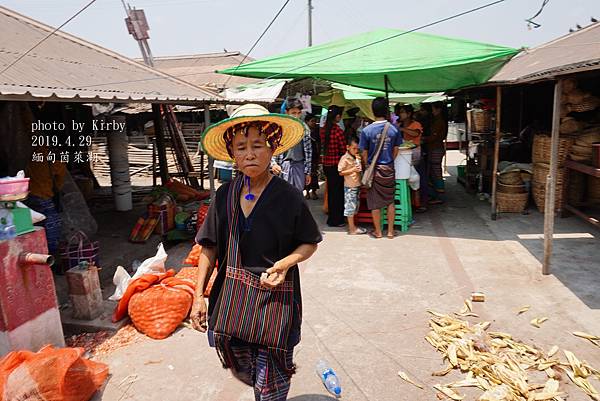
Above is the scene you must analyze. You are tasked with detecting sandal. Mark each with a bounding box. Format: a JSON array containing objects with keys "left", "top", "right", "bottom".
[
  {"left": 387, "top": 230, "right": 399, "bottom": 239},
  {"left": 368, "top": 231, "right": 383, "bottom": 239},
  {"left": 348, "top": 227, "right": 367, "bottom": 235}
]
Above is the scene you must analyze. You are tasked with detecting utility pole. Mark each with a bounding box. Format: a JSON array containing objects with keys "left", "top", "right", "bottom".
[
  {"left": 121, "top": 1, "right": 200, "bottom": 188},
  {"left": 308, "top": 0, "right": 313, "bottom": 46}
]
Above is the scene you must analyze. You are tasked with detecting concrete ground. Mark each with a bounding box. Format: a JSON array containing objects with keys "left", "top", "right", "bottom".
[{"left": 90, "top": 151, "right": 600, "bottom": 401}]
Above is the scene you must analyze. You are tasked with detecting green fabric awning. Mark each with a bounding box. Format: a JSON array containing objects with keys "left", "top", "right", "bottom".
[{"left": 220, "top": 29, "right": 518, "bottom": 93}]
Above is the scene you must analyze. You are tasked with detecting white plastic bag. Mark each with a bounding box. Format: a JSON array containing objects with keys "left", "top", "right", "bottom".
[
  {"left": 108, "top": 243, "right": 167, "bottom": 301},
  {"left": 408, "top": 166, "right": 420, "bottom": 190}
]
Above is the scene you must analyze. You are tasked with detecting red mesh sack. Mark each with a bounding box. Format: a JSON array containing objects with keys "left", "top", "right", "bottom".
[
  {"left": 0, "top": 345, "right": 108, "bottom": 401},
  {"left": 128, "top": 281, "right": 194, "bottom": 339}
]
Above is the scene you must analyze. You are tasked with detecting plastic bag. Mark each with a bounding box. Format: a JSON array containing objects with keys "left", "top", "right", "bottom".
[
  {"left": 408, "top": 166, "right": 420, "bottom": 191},
  {"left": 0, "top": 345, "right": 108, "bottom": 401},
  {"left": 108, "top": 243, "right": 168, "bottom": 301}
]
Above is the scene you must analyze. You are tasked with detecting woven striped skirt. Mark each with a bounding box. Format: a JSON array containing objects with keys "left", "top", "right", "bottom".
[{"left": 227, "top": 339, "right": 295, "bottom": 401}]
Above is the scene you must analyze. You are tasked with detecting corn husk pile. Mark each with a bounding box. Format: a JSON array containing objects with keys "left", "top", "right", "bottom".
[
  {"left": 425, "top": 310, "right": 600, "bottom": 400},
  {"left": 66, "top": 324, "right": 145, "bottom": 358}
]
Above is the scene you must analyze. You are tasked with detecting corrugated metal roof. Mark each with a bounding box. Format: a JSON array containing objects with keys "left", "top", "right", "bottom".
[
  {"left": 490, "top": 22, "right": 600, "bottom": 84},
  {"left": 0, "top": 6, "right": 222, "bottom": 103},
  {"left": 149, "top": 52, "right": 259, "bottom": 90}
]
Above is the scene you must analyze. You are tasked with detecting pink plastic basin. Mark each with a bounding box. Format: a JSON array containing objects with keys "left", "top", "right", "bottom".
[{"left": 0, "top": 178, "right": 30, "bottom": 196}]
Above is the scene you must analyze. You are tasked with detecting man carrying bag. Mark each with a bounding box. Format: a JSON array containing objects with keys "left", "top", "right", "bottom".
[{"left": 359, "top": 97, "right": 403, "bottom": 239}]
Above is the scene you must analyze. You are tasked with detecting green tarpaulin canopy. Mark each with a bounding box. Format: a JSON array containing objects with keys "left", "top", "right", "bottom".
[
  {"left": 220, "top": 29, "right": 518, "bottom": 93},
  {"left": 313, "top": 83, "right": 447, "bottom": 120}
]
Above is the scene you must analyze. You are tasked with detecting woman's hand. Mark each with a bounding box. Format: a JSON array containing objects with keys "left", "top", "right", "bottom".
[
  {"left": 261, "top": 260, "right": 291, "bottom": 289},
  {"left": 190, "top": 295, "right": 208, "bottom": 333}
]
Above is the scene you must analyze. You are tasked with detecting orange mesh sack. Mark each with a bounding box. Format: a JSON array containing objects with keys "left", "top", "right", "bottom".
[
  {"left": 128, "top": 283, "right": 193, "bottom": 339},
  {"left": 176, "top": 265, "right": 218, "bottom": 297},
  {"left": 183, "top": 244, "right": 202, "bottom": 266},
  {"left": 176, "top": 266, "right": 199, "bottom": 282},
  {"left": 0, "top": 345, "right": 108, "bottom": 401}
]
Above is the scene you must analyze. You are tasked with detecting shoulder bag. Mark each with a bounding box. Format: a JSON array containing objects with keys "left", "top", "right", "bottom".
[{"left": 361, "top": 123, "right": 390, "bottom": 189}]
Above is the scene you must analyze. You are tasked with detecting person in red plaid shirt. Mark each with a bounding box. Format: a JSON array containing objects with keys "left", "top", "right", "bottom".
[{"left": 320, "top": 105, "right": 346, "bottom": 227}]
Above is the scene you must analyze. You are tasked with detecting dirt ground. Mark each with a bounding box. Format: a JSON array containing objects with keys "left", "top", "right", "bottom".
[{"left": 75, "top": 151, "right": 600, "bottom": 401}]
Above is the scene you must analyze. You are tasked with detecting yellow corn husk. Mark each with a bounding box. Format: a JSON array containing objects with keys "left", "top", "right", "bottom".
[
  {"left": 478, "top": 321, "right": 492, "bottom": 331},
  {"left": 542, "top": 378, "right": 559, "bottom": 394},
  {"left": 432, "top": 365, "right": 453, "bottom": 377},
  {"left": 566, "top": 370, "right": 600, "bottom": 400},
  {"left": 465, "top": 299, "right": 473, "bottom": 313},
  {"left": 428, "top": 310, "right": 450, "bottom": 318},
  {"left": 547, "top": 346, "right": 559, "bottom": 358},
  {"left": 489, "top": 331, "right": 513, "bottom": 340},
  {"left": 564, "top": 350, "right": 588, "bottom": 378},
  {"left": 448, "top": 378, "right": 483, "bottom": 390},
  {"left": 572, "top": 331, "right": 600, "bottom": 341},
  {"left": 454, "top": 312, "right": 480, "bottom": 318},
  {"left": 531, "top": 391, "right": 567, "bottom": 400},
  {"left": 530, "top": 317, "right": 548, "bottom": 328},
  {"left": 447, "top": 343, "right": 459, "bottom": 367},
  {"left": 398, "top": 370, "right": 424, "bottom": 389},
  {"left": 434, "top": 384, "right": 464, "bottom": 400},
  {"left": 537, "top": 360, "right": 558, "bottom": 371},
  {"left": 517, "top": 306, "right": 531, "bottom": 315}
]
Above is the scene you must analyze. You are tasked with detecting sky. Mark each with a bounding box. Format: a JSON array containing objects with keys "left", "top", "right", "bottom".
[{"left": 0, "top": 0, "right": 597, "bottom": 60}]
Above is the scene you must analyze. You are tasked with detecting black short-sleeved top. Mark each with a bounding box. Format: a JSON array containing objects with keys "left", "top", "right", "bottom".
[{"left": 195, "top": 176, "right": 322, "bottom": 348}]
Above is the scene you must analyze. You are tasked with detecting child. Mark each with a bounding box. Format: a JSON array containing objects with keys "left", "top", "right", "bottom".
[{"left": 338, "top": 136, "right": 366, "bottom": 235}]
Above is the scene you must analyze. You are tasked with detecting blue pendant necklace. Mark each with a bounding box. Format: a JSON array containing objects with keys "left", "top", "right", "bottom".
[{"left": 244, "top": 176, "right": 255, "bottom": 201}]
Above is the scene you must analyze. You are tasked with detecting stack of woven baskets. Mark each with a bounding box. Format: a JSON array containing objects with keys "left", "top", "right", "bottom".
[
  {"left": 496, "top": 170, "right": 529, "bottom": 213},
  {"left": 531, "top": 134, "right": 574, "bottom": 213},
  {"left": 471, "top": 109, "right": 492, "bottom": 132},
  {"left": 561, "top": 78, "right": 600, "bottom": 119},
  {"left": 568, "top": 128, "right": 600, "bottom": 164}
]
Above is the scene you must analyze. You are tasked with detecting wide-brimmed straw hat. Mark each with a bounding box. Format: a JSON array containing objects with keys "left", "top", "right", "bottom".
[{"left": 201, "top": 104, "right": 305, "bottom": 162}]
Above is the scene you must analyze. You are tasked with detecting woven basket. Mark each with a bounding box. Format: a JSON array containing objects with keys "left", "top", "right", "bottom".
[
  {"left": 498, "top": 171, "right": 523, "bottom": 185},
  {"left": 533, "top": 163, "right": 566, "bottom": 186},
  {"left": 472, "top": 109, "right": 491, "bottom": 132},
  {"left": 498, "top": 182, "right": 527, "bottom": 194},
  {"left": 532, "top": 163, "right": 566, "bottom": 213},
  {"left": 497, "top": 192, "right": 528, "bottom": 213},
  {"left": 532, "top": 134, "right": 574, "bottom": 166}
]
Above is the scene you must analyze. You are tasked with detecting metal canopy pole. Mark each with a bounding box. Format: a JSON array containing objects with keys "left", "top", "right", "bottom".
[
  {"left": 490, "top": 86, "right": 502, "bottom": 220},
  {"left": 384, "top": 74, "right": 390, "bottom": 101},
  {"left": 543, "top": 79, "right": 563, "bottom": 275}
]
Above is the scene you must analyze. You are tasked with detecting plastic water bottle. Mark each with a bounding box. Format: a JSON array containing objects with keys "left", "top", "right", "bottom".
[{"left": 316, "top": 360, "right": 341, "bottom": 398}]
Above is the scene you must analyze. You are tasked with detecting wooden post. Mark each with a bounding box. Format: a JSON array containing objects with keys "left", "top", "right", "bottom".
[
  {"left": 543, "top": 80, "right": 563, "bottom": 275},
  {"left": 151, "top": 104, "right": 170, "bottom": 185},
  {"left": 490, "top": 86, "right": 502, "bottom": 220},
  {"left": 204, "top": 105, "right": 216, "bottom": 201}
]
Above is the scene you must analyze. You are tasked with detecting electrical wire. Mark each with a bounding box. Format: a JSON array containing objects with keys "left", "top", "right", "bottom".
[
  {"left": 77, "top": 0, "right": 506, "bottom": 90},
  {"left": 525, "top": 0, "right": 550, "bottom": 29},
  {"left": 256, "top": 0, "right": 507, "bottom": 82},
  {"left": 223, "top": 0, "right": 292, "bottom": 87},
  {"left": 0, "top": 0, "right": 98, "bottom": 76}
]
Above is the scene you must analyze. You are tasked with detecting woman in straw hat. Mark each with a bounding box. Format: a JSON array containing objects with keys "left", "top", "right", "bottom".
[{"left": 191, "top": 104, "right": 322, "bottom": 400}]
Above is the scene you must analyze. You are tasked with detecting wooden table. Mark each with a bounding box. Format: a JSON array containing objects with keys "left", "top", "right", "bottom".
[{"left": 563, "top": 160, "right": 600, "bottom": 228}]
